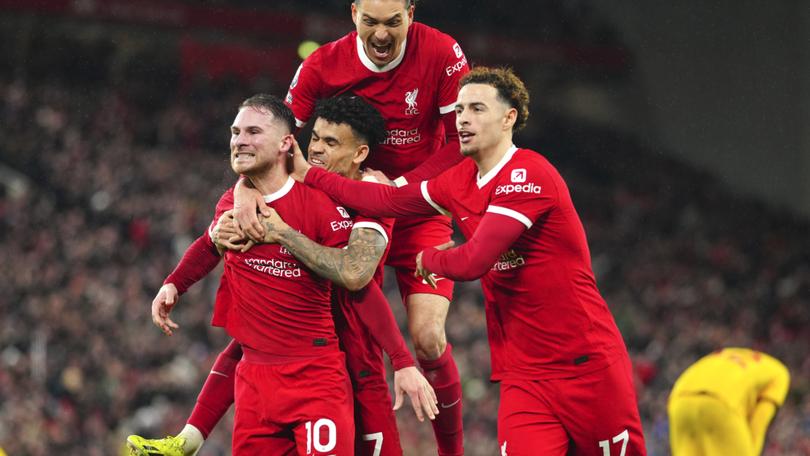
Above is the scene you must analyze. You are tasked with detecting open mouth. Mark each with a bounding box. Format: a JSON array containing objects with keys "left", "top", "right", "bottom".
[
  {"left": 369, "top": 41, "right": 393, "bottom": 61},
  {"left": 308, "top": 155, "right": 327, "bottom": 168},
  {"left": 459, "top": 131, "right": 475, "bottom": 144}
]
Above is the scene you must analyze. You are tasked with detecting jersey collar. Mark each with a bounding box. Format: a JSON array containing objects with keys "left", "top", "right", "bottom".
[
  {"left": 263, "top": 176, "right": 295, "bottom": 203},
  {"left": 477, "top": 145, "right": 518, "bottom": 188},
  {"left": 356, "top": 35, "right": 407, "bottom": 73}
]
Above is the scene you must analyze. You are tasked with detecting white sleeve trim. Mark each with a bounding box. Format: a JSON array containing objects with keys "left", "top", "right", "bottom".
[
  {"left": 487, "top": 205, "right": 533, "bottom": 229},
  {"left": 295, "top": 117, "right": 306, "bottom": 128},
  {"left": 393, "top": 176, "right": 408, "bottom": 187},
  {"left": 439, "top": 102, "right": 456, "bottom": 114},
  {"left": 208, "top": 224, "right": 216, "bottom": 241},
  {"left": 351, "top": 221, "right": 389, "bottom": 246},
  {"left": 420, "top": 181, "right": 451, "bottom": 216}
]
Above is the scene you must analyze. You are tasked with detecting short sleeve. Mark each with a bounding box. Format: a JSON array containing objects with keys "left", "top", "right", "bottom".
[
  {"left": 208, "top": 187, "right": 235, "bottom": 241},
  {"left": 436, "top": 35, "right": 469, "bottom": 114},
  {"left": 487, "top": 161, "right": 557, "bottom": 229},
  {"left": 285, "top": 53, "right": 323, "bottom": 128},
  {"left": 352, "top": 214, "right": 393, "bottom": 246}
]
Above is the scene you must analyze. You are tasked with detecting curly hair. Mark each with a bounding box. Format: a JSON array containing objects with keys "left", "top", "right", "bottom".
[
  {"left": 460, "top": 66, "right": 530, "bottom": 132},
  {"left": 239, "top": 94, "right": 296, "bottom": 134},
  {"left": 313, "top": 96, "right": 387, "bottom": 149}
]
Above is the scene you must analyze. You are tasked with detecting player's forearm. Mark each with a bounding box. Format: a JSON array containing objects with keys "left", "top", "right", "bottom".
[
  {"left": 348, "top": 283, "right": 415, "bottom": 370},
  {"left": 270, "top": 225, "right": 383, "bottom": 291},
  {"left": 164, "top": 234, "right": 221, "bottom": 294},
  {"left": 422, "top": 213, "right": 525, "bottom": 280},
  {"left": 749, "top": 400, "right": 778, "bottom": 455},
  {"left": 305, "top": 167, "right": 436, "bottom": 217},
  {"left": 400, "top": 115, "right": 463, "bottom": 183}
]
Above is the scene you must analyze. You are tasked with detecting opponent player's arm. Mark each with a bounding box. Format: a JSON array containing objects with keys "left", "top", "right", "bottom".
[
  {"left": 420, "top": 212, "right": 526, "bottom": 281},
  {"left": 396, "top": 113, "right": 464, "bottom": 186},
  {"left": 749, "top": 357, "right": 791, "bottom": 454},
  {"left": 260, "top": 210, "right": 386, "bottom": 291}
]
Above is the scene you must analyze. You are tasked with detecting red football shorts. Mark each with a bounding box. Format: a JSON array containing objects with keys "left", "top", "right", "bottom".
[
  {"left": 232, "top": 350, "right": 355, "bottom": 455},
  {"left": 335, "top": 296, "right": 403, "bottom": 456},
  {"left": 497, "top": 355, "right": 646, "bottom": 456},
  {"left": 386, "top": 215, "right": 454, "bottom": 303}
]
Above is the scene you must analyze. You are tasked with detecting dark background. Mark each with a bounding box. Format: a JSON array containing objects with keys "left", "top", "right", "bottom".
[{"left": 0, "top": 1, "right": 808, "bottom": 454}]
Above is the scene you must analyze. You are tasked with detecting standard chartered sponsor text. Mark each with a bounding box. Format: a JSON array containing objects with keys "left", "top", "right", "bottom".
[
  {"left": 383, "top": 128, "right": 421, "bottom": 146},
  {"left": 245, "top": 258, "right": 302, "bottom": 278}
]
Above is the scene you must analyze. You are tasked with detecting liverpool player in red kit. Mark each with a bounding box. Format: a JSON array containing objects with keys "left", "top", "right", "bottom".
[
  {"left": 228, "top": 3, "right": 469, "bottom": 453},
  {"left": 216, "top": 94, "right": 358, "bottom": 454},
  {"left": 128, "top": 96, "right": 438, "bottom": 456},
  {"left": 291, "top": 68, "right": 647, "bottom": 455}
]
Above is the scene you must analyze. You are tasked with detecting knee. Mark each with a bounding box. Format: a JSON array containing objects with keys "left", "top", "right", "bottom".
[{"left": 411, "top": 324, "right": 447, "bottom": 360}]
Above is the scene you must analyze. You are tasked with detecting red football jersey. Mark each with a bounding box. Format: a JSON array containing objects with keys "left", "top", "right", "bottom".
[
  {"left": 424, "top": 147, "right": 626, "bottom": 381},
  {"left": 285, "top": 22, "right": 469, "bottom": 179},
  {"left": 210, "top": 177, "right": 355, "bottom": 356}
]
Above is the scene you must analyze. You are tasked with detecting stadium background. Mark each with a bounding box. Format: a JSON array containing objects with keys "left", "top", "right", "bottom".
[{"left": 0, "top": 0, "right": 808, "bottom": 454}]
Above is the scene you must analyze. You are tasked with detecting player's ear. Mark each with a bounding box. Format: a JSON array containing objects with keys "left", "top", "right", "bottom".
[
  {"left": 503, "top": 108, "right": 517, "bottom": 131},
  {"left": 353, "top": 144, "right": 370, "bottom": 164},
  {"left": 406, "top": 3, "right": 415, "bottom": 24},
  {"left": 351, "top": 2, "right": 359, "bottom": 25},
  {"left": 279, "top": 134, "right": 293, "bottom": 154}
]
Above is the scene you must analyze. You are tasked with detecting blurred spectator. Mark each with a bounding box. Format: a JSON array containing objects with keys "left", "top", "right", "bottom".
[{"left": 1, "top": 5, "right": 809, "bottom": 454}]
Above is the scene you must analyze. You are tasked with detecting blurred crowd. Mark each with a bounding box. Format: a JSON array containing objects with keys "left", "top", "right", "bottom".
[{"left": 1, "top": 27, "right": 809, "bottom": 456}]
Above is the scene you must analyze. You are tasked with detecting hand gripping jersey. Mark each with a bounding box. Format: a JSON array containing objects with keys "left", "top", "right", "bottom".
[
  {"left": 286, "top": 22, "right": 468, "bottom": 179},
  {"left": 423, "top": 147, "right": 626, "bottom": 381}
]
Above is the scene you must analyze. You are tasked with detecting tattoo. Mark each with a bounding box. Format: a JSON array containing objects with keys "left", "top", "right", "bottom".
[{"left": 273, "top": 225, "right": 386, "bottom": 290}]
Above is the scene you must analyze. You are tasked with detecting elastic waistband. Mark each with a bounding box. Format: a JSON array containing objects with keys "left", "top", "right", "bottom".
[{"left": 241, "top": 345, "right": 339, "bottom": 365}]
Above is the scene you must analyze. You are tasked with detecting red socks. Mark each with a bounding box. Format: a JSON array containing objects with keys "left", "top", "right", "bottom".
[
  {"left": 418, "top": 344, "right": 464, "bottom": 456},
  {"left": 187, "top": 340, "right": 242, "bottom": 438}
]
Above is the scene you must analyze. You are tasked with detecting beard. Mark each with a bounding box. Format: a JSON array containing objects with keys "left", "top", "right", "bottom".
[{"left": 460, "top": 145, "right": 478, "bottom": 157}]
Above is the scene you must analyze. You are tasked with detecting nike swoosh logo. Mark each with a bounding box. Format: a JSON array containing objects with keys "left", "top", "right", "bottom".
[
  {"left": 460, "top": 216, "right": 469, "bottom": 221},
  {"left": 421, "top": 276, "right": 446, "bottom": 285},
  {"left": 440, "top": 398, "right": 461, "bottom": 409}
]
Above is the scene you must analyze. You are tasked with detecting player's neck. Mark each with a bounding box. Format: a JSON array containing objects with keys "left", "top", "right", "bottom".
[
  {"left": 475, "top": 135, "right": 514, "bottom": 177},
  {"left": 347, "top": 166, "right": 362, "bottom": 181},
  {"left": 246, "top": 165, "right": 290, "bottom": 196}
]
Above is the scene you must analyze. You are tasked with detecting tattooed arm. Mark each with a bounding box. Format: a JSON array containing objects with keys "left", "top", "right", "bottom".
[{"left": 260, "top": 208, "right": 386, "bottom": 291}]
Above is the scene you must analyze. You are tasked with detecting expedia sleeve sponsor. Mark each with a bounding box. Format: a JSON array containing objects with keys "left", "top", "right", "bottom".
[
  {"left": 330, "top": 219, "right": 354, "bottom": 231},
  {"left": 495, "top": 183, "right": 542, "bottom": 195}
]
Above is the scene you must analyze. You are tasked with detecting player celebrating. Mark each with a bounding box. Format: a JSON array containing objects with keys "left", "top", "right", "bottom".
[
  {"left": 289, "top": 67, "right": 648, "bottom": 455},
  {"left": 227, "top": 2, "right": 470, "bottom": 453},
  {"left": 668, "top": 348, "right": 790, "bottom": 456},
  {"left": 127, "top": 96, "right": 437, "bottom": 456}
]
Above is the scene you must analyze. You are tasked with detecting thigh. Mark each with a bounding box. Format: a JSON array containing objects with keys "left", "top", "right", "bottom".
[
  {"left": 553, "top": 356, "right": 647, "bottom": 456},
  {"left": 387, "top": 217, "right": 454, "bottom": 303},
  {"left": 340, "top": 333, "right": 402, "bottom": 456},
  {"left": 498, "top": 382, "right": 569, "bottom": 456},
  {"left": 291, "top": 406, "right": 355, "bottom": 456},
  {"left": 354, "top": 379, "right": 402, "bottom": 456},
  {"left": 233, "top": 362, "right": 295, "bottom": 455}
]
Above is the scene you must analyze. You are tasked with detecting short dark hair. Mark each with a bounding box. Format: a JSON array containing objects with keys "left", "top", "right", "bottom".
[
  {"left": 460, "top": 67, "right": 530, "bottom": 132},
  {"left": 354, "top": 0, "right": 414, "bottom": 8},
  {"left": 239, "top": 94, "right": 296, "bottom": 134},
  {"left": 313, "top": 96, "right": 387, "bottom": 149}
]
